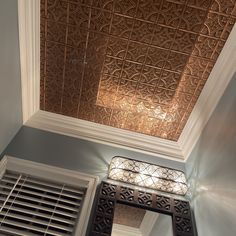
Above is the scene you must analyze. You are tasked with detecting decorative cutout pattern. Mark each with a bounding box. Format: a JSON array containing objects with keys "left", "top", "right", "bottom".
[
  {"left": 119, "top": 187, "right": 135, "bottom": 202},
  {"left": 90, "top": 182, "right": 194, "bottom": 236},
  {"left": 40, "top": 0, "right": 236, "bottom": 141},
  {"left": 156, "top": 195, "right": 171, "bottom": 212}
]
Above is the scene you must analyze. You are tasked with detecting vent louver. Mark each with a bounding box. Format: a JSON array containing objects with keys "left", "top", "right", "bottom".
[{"left": 0, "top": 171, "right": 86, "bottom": 236}]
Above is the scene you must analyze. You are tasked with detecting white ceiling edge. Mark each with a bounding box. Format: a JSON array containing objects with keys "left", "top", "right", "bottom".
[
  {"left": 19, "top": 0, "right": 236, "bottom": 163},
  {"left": 18, "top": 0, "right": 40, "bottom": 123},
  {"left": 26, "top": 110, "right": 184, "bottom": 162},
  {"left": 178, "top": 24, "right": 236, "bottom": 159}
]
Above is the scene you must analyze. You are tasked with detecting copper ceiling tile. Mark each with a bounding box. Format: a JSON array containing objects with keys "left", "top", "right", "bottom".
[
  {"left": 40, "top": 17, "right": 46, "bottom": 42},
  {"left": 146, "top": 46, "right": 169, "bottom": 68},
  {"left": 158, "top": 71, "right": 182, "bottom": 91},
  {"left": 171, "top": 30, "right": 197, "bottom": 54},
  {"left": 121, "top": 61, "right": 142, "bottom": 81},
  {"left": 113, "top": 204, "right": 146, "bottom": 228},
  {"left": 44, "top": 75, "right": 63, "bottom": 114},
  {"left": 188, "top": 0, "right": 213, "bottom": 9},
  {"left": 109, "top": 109, "right": 128, "bottom": 129},
  {"left": 123, "top": 112, "right": 146, "bottom": 133},
  {"left": 68, "top": 3, "right": 89, "bottom": 28},
  {"left": 131, "top": 20, "right": 155, "bottom": 44},
  {"left": 179, "top": 6, "right": 207, "bottom": 33},
  {"left": 78, "top": 101, "right": 95, "bottom": 121},
  {"left": 69, "top": 0, "right": 92, "bottom": 6},
  {"left": 158, "top": 1, "right": 184, "bottom": 28},
  {"left": 94, "top": 105, "right": 112, "bottom": 126},
  {"left": 97, "top": 89, "right": 116, "bottom": 108},
  {"left": 114, "top": 0, "right": 138, "bottom": 17},
  {"left": 46, "top": 0, "right": 68, "bottom": 23},
  {"left": 103, "top": 56, "right": 123, "bottom": 77},
  {"left": 106, "top": 36, "right": 128, "bottom": 59},
  {"left": 177, "top": 74, "right": 200, "bottom": 94},
  {"left": 80, "top": 67, "right": 100, "bottom": 104},
  {"left": 113, "top": 94, "right": 134, "bottom": 111},
  {"left": 126, "top": 41, "right": 148, "bottom": 64},
  {"left": 117, "top": 79, "right": 137, "bottom": 98},
  {"left": 139, "top": 65, "right": 161, "bottom": 86},
  {"left": 184, "top": 56, "right": 209, "bottom": 78},
  {"left": 40, "top": 0, "right": 236, "bottom": 141},
  {"left": 164, "top": 52, "right": 189, "bottom": 72},
  {"left": 92, "top": 0, "right": 114, "bottom": 11},
  {"left": 173, "top": 91, "right": 192, "bottom": 110},
  {"left": 41, "top": 0, "right": 46, "bottom": 17},
  {"left": 211, "top": 0, "right": 236, "bottom": 16},
  {"left": 61, "top": 49, "right": 84, "bottom": 117},
  {"left": 90, "top": 8, "right": 112, "bottom": 34},
  {"left": 192, "top": 36, "right": 218, "bottom": 59},
  {"left": 110, "top": 14, "right": 134, "bottom": 39},
  {"left": 86, "top": 32, "right": 108, "bottom": 66},
  {"left": 201, "top": 12, "right": 234, "bottom": 39},
  {"left": 46, "top": 20, "right": 67, "bottom": 44},
  {"left": 152, "top": 25, "right": 175, "bottom": 50},
  {"left": 136, "top": 0, "right": 161, "bottom": 22},
  {"left": 211, "top": 40, "right": 226, "bottom": 61},
  {"left": 152, "top": 88, "right": 176, "bottom": 105},
  {"left": 67, "top": 25, "right": 87, "bottom": 47},
  {"left": 135, "top": 83, "right": 155, "bottom": 102},
  {"left": 99, "top": 74, "right": 119, "bottom": 92},
  {"left": 45, "top": 41, "right": 65, "bottom": 78}
]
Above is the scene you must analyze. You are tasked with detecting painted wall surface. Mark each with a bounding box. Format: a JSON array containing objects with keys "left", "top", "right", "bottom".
[
  {"left": 149, "top": 214, "right": 173, "bottom": 236},
  {"left": 186, "top": 74, "right": 236, "bottom": 236},
  {"left": 0, "top": 0, "right": 22, "bottom": 154},
  {"left": 4, "top": 126, "right": 185, "bottom": 180}
]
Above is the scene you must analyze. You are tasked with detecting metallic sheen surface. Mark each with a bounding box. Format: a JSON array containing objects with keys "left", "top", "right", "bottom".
[{"left": 40, "top": 0, "right": 236, "bottom": 140}]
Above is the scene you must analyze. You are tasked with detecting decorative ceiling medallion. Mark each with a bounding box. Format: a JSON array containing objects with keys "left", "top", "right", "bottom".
[
  {"left": 108, "top": 156, "right": 188, "bottom": 195},
  {"left": 40, "top": 0, "right": 236, "bottom": 141}
]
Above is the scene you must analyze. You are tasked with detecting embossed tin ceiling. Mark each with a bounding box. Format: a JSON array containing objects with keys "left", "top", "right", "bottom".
[
  {"left": 113, "top": 203, "right": 146, "bottom": 228},
  {"left": 40, "top": 0, "right": 236, "bottom": 141}
]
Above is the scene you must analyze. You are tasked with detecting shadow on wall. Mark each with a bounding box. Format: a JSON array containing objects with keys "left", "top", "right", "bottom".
[
  {"left": 2, "top": 126, "right": 185, "bottom": 181},
  {"left": 186, "top": 73, "right": 236, "bottom": 236}
]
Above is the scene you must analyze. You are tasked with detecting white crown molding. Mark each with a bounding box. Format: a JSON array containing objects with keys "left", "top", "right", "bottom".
[
  {"left": 26, "top": 110, "right": 184, "bottom": 161},
  {"left": 18, "top": 0, "right": 236, "bottom": 162},
  {"left": 178, "top": 24, "right": 236, "bottom": 160},
  {"left": 18, "top": 0, "right": 40, "bottom": 123},
  {"left": 0, "top": 155, "right": 99, "bottom": 236}
]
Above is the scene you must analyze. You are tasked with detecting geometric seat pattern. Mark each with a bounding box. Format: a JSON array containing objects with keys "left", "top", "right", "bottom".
[{"left": 40, "top": 0, "right": 236, "bottom": 140}]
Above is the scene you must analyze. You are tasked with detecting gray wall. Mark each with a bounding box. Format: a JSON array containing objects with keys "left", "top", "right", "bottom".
[
  {"left": 149, "top": 214, "right": 173, "bottom": 236},
  {"left": 186, "top": 74, "right": 236, "bottom": 236},
  {"left": 0, "top": 0, "right": 22, "bottom": 154},
  {"left": 4, "top": 126, "right": 185, "bottom": 180}
]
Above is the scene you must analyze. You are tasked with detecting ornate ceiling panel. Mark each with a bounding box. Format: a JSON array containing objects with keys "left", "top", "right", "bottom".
[
  {"left": 113, "top": 203, "right": 146, "bottom": 228},
  {"left": 40, "top": 0, "right": 236, "bottom": 141}
]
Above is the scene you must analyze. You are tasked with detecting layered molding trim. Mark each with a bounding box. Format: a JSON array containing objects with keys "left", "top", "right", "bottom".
[
  {"left": 26, "top": 110, "right": 184, "bottom": 161},
  {"left": 178, "top": 24, "right": 236, "bottom": 159},
  {"left": 18, "top": 0, "right": 40, "bottom": 123},
  {"left": 0, "top": 156, "right": 99, "bottom": 236},
  {"left": 19, "top": 0, "right": 236, "bottom": 162}
]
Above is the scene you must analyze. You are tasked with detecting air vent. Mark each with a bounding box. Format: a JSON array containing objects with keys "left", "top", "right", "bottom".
[{"left": 0, "top": 170, "right": 86, "bottom": 236}]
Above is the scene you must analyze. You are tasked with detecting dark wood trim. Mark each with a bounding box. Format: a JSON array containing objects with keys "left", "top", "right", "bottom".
[{"left": 89, "top": 181, "right": 194, "bottom": 236}]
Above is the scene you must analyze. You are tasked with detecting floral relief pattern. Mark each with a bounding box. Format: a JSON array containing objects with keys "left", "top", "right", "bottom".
[{"left": 41, "top": 0, "right": 235, "bottom": 141}]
